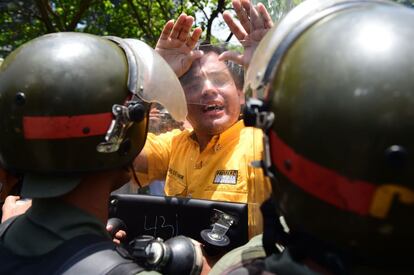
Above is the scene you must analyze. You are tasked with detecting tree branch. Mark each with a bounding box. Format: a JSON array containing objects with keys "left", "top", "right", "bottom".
[
  {"left": 67, "top": 0, "right": 94, "bottom": 31},
  {"left": 143, "top": 1, "right": 156, "bottom": 43},
  {"left": 155, "top": 0, "right": 172, "bottom": 20},
  {"left": 126, "top": 0, "right": 151, "bottom": 37},
  {"left": 193, "top": 1, "right": 208, "bottom": 19},
  {"left": 44, "top": 0, "right": 65, "bottom": 30},
  {"left": 34, "top": 0, "right": 56, "bottom": 32},
  {"left": 205, "top": 0, "right": 226, "bottom": 42},
  {"left": 225, "top": 32, "right": 233, "bottom": 42}
]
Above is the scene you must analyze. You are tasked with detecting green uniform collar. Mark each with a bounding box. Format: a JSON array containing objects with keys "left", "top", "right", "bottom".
[{"left": 3, "top": 198, "right": 110, "bottom": 256}]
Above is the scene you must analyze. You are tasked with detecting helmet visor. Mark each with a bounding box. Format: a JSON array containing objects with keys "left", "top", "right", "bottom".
[
  {"left": 124, "top": 39, "right": 188, "bottom": 122},
  {"left": 245, "top": 0, "right": 351, "bottom": 99}
]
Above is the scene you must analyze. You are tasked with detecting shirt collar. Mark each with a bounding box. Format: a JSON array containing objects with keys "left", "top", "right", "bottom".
[
  {"left": 188, "top": 120, "right": 245, "bottom": 151},
  {"left": 217, "top": 120, "right": 244, "bottom": 144}
]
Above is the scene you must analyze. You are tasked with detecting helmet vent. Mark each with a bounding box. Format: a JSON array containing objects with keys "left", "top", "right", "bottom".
[
  {"left": 82, "top": 127, "right": 90, "bottom": 135},
  {"left": 15, "top": 92, "right": 26, "bottom": 106},
  {"left": 385, "top": 145, "right": 408, "bottom": 169}
]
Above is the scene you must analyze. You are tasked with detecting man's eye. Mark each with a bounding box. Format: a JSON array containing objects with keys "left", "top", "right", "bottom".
[
  {"left": 185, "top": 83, "right": 202, "bottom": 92},
  {"left": 212, "top": 77, "right": 230, "bottom": 87}
]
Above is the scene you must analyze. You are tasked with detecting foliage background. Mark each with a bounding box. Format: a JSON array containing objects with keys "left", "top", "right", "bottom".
[{"left": 0, "top": 0, "right": 413, "bottom": 58}]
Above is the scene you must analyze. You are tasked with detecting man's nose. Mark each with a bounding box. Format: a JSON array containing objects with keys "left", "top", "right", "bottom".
[{"left": 201, "top": 79, "right": 218, "bottom": 96}]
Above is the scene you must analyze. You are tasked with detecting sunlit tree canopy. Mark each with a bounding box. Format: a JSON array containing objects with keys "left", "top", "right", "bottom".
[{"left": 0, "top": 0, "right": 413, "bottom": 58}]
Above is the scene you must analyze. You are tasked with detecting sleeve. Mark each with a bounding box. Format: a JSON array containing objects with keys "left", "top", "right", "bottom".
[
  {"left": 136, "top": 130, "right": 182, "bottom": 185},
  {"left": 209, "top": 234, "right": 266, "bottom": 275}
]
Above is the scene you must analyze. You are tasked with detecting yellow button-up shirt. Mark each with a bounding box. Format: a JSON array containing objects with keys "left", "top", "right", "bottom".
[{"left": 137, "top": 120, "right": 271, "bottom": 238}]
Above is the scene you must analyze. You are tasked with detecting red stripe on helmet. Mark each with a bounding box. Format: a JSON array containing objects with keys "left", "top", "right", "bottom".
[
  {"left": 23, "top": 113, "right": 113, "bottom": 139},
  {"left": 269, "top": 131, "right": 376, "bottom": 216}
]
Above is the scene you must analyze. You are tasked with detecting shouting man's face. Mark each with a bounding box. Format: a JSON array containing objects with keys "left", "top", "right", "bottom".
[{"left": 182, "top": 52, "right": 244, "bottom": 137}]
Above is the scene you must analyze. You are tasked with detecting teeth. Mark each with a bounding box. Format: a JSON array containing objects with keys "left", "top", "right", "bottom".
[
  {"left": 206, "top": 105, "right": 217, "bottom": 111},
  {"left": 204, "top": 104, "right": 223, "bottom": 112}
]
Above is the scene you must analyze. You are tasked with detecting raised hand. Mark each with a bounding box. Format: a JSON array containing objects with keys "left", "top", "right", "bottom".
[
  {"left": 155, "top": 14, "right": 204, "bottom": 77},
  {"left": 220, "top": 0, "right": 273, "bottom": 67}
]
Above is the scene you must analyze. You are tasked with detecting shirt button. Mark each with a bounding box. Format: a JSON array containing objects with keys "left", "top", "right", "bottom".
[
  {"left": 214, "top": 144, "right": 221, "bottom": 152},
  {"left": 194, "top": 161, "right": 203, "bottom": 169}
]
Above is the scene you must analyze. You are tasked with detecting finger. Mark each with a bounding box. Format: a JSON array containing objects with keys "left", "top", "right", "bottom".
[
  {"left": 257, "top": 3, "right": 273, "bottom": 29},
  {"left": 171, "top": 14, "right": 187, "bottom": 39},
  {"left": 190, "top": 50, "right": 204, "bottom": 63},
  {"left": 232, "top": 0, "right": 251, "bottom": 33},
  {"left": 178, "top": 16, "right": 194, "bottom": 42},
  {"left": 4, "top": 195, "right": 20, "bottom": 204},
  {"left": 186, "top": 27, "right": 203, "bottom": 49},
  {"left": 106, "top": 224, "right": 113, "bottom": 232},
  {"left": 115, "top": 230, "right": 127, "bottom": 240},
  {"left": 16, "top": 199, "right": 31, "bottom": 207},
  {"left": 150, "top": 109, "right": 160, "bottom": 114},
  {"left": 218, "top": 51, "right": 245, "bottom": 66},
  {"left": 150, "top": 108, "right": 161, "bottom": 117},
  {"left": 241, "top": 0, "right": 264, "bottom": 30},
  {"left": 159, "top": 20, "right": 174, "bottom": 41},
  {"left": 223, "top": 11, "right": 248, "bottom": 41}
]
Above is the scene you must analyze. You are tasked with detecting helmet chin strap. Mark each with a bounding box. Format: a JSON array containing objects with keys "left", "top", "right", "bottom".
[{"left": 129, "top": 163, "right": 142, "bottom": 189}]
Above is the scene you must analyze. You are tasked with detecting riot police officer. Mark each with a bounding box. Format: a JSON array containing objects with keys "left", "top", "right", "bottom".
[
  {"left": 211, "top": 0, "right": 414, "bottom": 274},
  {"left": 0, "top": 32, "right": 189, "bottom": 274}
]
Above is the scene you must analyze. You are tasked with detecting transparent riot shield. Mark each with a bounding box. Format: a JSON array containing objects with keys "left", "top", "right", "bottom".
[
  {"left": 123, "top": 39, "right": 188, "bottom": 122},
  {"left": 223, "top": 0, "right": 302, "bottom": 238}
]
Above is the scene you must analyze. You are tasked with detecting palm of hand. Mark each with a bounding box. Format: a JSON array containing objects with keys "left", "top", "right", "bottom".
[
  {"left": 156, "top": 39, "right": 194, "bottom": 78},
  {"left": 220, "top": 0, "right": 273, "bottom": 67},
  {"left": 155, "top": 15, "right": 203, "bottom": 77},
  {"left": 239, "top": 28, "right": 269, "bottom": 66}
]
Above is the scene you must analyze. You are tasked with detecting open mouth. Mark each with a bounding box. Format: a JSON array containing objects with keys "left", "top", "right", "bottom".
[{"left": 203, "top": 104, "right": 224, "bottom": 113}]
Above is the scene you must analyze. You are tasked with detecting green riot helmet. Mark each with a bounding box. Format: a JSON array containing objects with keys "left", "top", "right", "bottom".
[
  {"left": 0, "top": 32, "right": 186, "bottom": 198},
  {"left": 244, "top": 0, "right": 414, "bottom": 270}
]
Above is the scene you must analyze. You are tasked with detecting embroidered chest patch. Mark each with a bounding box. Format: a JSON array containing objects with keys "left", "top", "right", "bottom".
[
  {"left": 168, "top": 168, "right": 184, "bottom": 181},
  {"left": 213, "top": 170, "right": 238, "bottom": 185}
]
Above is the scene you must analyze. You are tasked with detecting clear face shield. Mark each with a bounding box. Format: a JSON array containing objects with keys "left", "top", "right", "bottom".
[
  {"left": 244, "top": 0, "right": 360, "bottom": 237},
  {"left": 178, "top": 39, "right": 271, "bottom": 237},
  {"left": 181, "top": 67, "right": 236, "bottom": 97},
  {"left": 233, "top": 0, "right": 305, "bottom": 237},
  {"left": 97, "top": 37, "right": 187, "bottom": 152},
  {"left": 147, "top": 103, "right": 188, "bottom": 135},
  {"left": 245, "top": 0, "right": 353, "bottom": 99},
  {"left": 123, "top": 39, "right": 187, "bottom": 122},
  {"left": 147, "top": 43, "right": 244, "bottom": 136},
  {"left": 253, "top": 0, "right": 300, "bottom": 22}
]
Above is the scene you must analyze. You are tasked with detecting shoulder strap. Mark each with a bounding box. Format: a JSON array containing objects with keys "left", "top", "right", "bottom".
[
  {"left": 0, "top": 234, "right": 110, "bottom": 274},
  {"left": 58, "top": 238, "right": 144, "bottom": 275},
  {"left": 0, "top": 233, "right": 144, "bottom": 275}
]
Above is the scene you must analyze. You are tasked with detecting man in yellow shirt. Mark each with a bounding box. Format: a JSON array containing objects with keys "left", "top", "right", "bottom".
[{"left": 134, "top": 0, "right": 273, "bottom": 238}]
